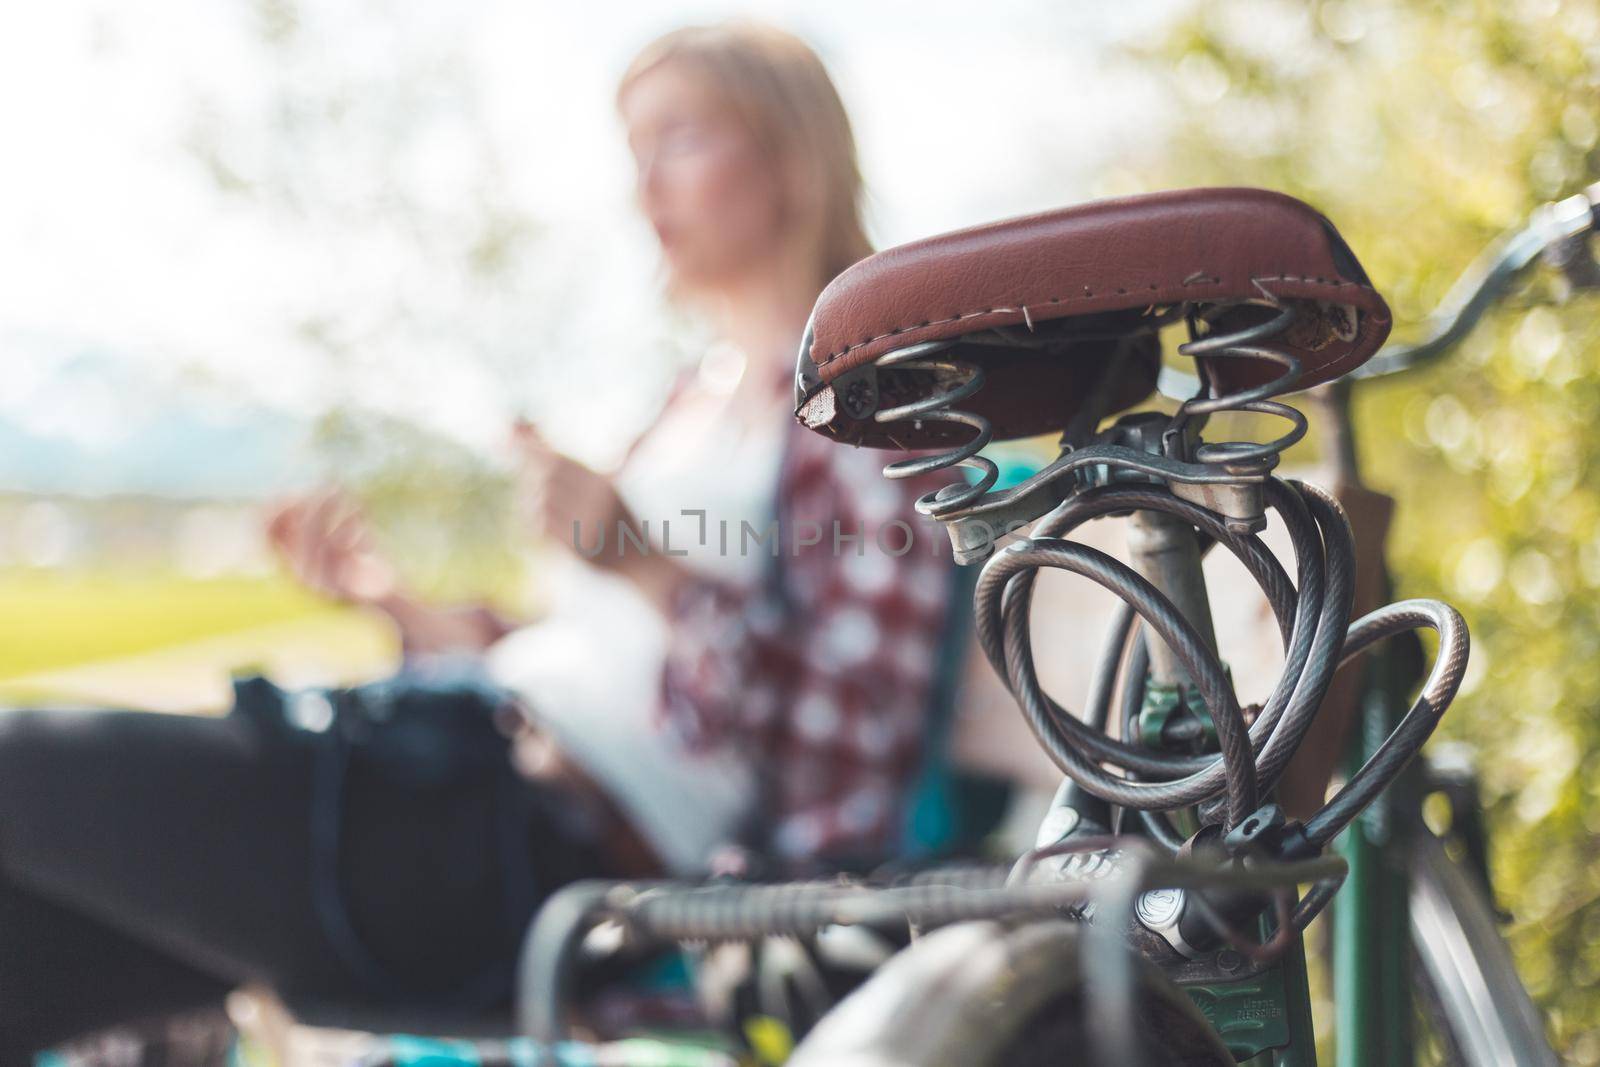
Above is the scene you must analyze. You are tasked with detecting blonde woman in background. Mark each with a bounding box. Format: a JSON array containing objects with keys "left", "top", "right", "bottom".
[{"left": 0, "top": 22, "right": 955, "bottom": 1057}]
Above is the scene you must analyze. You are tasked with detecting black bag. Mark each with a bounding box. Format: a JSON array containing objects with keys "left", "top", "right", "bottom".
[{"left": 229, "top": 670, "right": 536, "bottom": 1007}]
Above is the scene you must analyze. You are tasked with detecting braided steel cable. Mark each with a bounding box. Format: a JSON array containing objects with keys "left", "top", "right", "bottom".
[
  {"left": 979, "top": 534, "right": 1261, "bottom": 826},
  {"left": 973, "top": 480, "right": 1340, "bottom": 824},
  {"left": 988, "top": 482, "right": 1310, "bottom": 776},
  {"left": 1303, "top": 598, "right": 1470, "bottom": 847},
  {"left": 974, "top": 471, "right": 1465, "bottom": 848}
]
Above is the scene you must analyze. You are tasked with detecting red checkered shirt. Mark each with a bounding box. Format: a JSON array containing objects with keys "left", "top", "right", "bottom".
[{"left": 657, "top": 421, "right": 955, "bottom": 868}]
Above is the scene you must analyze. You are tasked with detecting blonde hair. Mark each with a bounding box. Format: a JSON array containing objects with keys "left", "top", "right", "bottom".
[{"left": 618, "top": 21, "right": 872, "bottom": 287}]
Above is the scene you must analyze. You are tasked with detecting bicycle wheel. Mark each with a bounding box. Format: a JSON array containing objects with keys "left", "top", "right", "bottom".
[
  {"left": 786, "top": 920, "right": 1233, "bottom": 1067},
  {"left": 1408, "top": 828, "right": 1556, "bottom": 1067}
]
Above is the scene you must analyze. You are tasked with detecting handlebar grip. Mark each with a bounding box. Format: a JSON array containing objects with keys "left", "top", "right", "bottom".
[{"left": 1536, "top": 188, "right": 1600, "bottom": 290}]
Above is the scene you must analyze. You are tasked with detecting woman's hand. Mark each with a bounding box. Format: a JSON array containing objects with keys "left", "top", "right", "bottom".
[
  {"left": 511, "top": 420, "right": 638, "bottom": 568},
  {"left": 511, "top": 420, "right": 691, "bottom": 611},
  {"left": 267, "top": 490, "right": 517, "bottom": 655},
  {"left": 265, "top": 490, "right": 399, "bottom": 606}
]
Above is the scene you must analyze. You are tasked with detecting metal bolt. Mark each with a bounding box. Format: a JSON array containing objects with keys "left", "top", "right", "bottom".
[{"left": 1136, "top": 887, "right": 1185, "bottom": 928}]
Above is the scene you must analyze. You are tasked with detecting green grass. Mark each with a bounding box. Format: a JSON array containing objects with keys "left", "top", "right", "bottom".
[{"left": 0, "top": 569, "right": 347, "bottom": 679}]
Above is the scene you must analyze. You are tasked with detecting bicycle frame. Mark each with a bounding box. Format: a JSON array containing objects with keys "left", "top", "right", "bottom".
[
  {"left": 1311, "top": 381, "right": 1418, "bottom": 1066},
  {"left": 1118, "top": 495, "right": 1321, "bottom": 1065}
]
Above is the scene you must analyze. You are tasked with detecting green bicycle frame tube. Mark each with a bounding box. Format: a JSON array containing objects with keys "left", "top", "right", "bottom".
[{"left": 1333, "top": 646, "right": 1416, "bottom": 1066}]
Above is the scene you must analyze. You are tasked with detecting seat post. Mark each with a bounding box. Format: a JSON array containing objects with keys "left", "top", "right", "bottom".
[{"left": 1126, "top": 509, "right": 1218, "bottom": 688}]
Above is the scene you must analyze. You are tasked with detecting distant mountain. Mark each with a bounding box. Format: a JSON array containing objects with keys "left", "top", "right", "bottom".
[{"left": 0, "top": 344, "right": 315, "bottom": 500}]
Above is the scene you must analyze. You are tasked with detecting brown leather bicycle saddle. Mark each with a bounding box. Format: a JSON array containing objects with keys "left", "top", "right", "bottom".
[{"left": 795, "top": 187, "right": 1392, "bottom": 448}]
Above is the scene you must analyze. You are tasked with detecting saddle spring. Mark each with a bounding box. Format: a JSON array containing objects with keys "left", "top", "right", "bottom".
[
  {"left": 1165, "top": 302, "right": 1311, "bottom": 472},
  {"left": 871, "top": 340, "right": 998, "bottom": 519}
]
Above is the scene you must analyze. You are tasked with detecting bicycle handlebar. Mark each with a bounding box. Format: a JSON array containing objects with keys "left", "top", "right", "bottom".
[{"left": 1353, "top": 181, "right": 1600, "bottom": 380}]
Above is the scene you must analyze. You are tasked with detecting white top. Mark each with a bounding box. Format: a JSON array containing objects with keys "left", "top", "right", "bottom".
[{"left": 485, "top": 356, "right": 786, "bottom": 875}]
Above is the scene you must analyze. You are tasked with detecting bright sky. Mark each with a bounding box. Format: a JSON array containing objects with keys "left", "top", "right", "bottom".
[{"left": 0, "top": 1, "right": 1181, "bottom": 487}]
